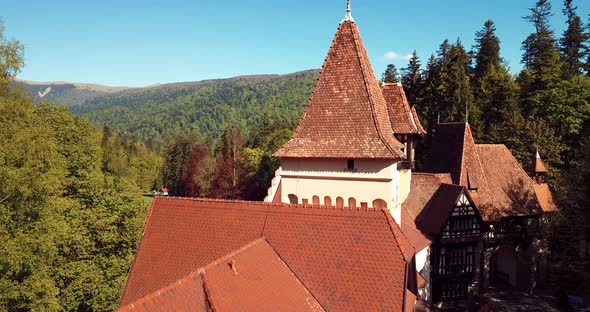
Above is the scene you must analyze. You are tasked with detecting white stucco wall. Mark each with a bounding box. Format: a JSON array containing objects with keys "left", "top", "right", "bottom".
[
  {"left": 279, "top": 158, "right": 400, "bottom": 212},
  {"left": 416, "top": 246, "right": 432, "bottom": 301}
]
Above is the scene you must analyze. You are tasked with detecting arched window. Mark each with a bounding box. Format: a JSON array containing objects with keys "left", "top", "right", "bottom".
[
  {"left": 324, "top": 196, "right": 332, "bottom": 206},
  {"left": 348, "top": 197, "right": 357, "bottom": 209},
  {"left": 288, "top": 194, "right": 298, "bottom": 204},
  {"left": 312, "top": 195, "right": 320, "bottom": 205},
  {"left": 372, "top": 199, "right": 387, "bottom": 209},
  {"left": 336, "top": 197, "right": 344, "bottom": 208}
]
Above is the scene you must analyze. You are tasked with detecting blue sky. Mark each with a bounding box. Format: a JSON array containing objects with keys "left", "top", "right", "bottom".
[{"left": 4, "top": 0, "right": 590, "bottom": 87}]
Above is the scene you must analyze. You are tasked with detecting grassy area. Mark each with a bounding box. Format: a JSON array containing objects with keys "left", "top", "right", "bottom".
[{"left": 142, "top": 193, "right": 155, "bottom": 205}]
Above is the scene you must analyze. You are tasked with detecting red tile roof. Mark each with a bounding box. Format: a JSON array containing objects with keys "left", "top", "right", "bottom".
[
  {"left": 402, "top": 173, "right": 451, "bottom": 220},
  {"left": 274, "top": 21, "right": 404, "bottom": 159},
  {"left": 119, "top": 272, "right": 207, "bottom": 312},
  {"left": 475, "top": 145, "right": 544, "bottom": 220},
  {"left": 415, "top": 184, "right": 468, "bottom": 235},
  {"left": 382, "top": 83, "right": 426, "bottom": 135},
  {"left": 400, "top": 207, "right": 431, "bottom": 252},
  {"left": 424, "top": 123, "right": 549, "bottom": 221},
  {"left": 425, "top": 123, "right": 486, "bottom": 190},
  {"left": 121, "top": 197, "right": 412, "bottom": 311},
  {"left": 533, "top": 183, "right": 558, "bottom": 213},
  {"left": 119, "top": 239, "right": 324, "bottom": 312}
]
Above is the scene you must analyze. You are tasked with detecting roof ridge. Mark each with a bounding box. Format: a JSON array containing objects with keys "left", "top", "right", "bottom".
[
  {"left": 119, "top": 238, "right": 269, "bottom": 311},
  {"left": 265, "top": 241, "right": 327, "bottom": 312},
  {"left": 381, "top": 209, "right": 414, "bottom": 262},
  {"left": 119, "top": 270, "right": 203, "bottom": 311}
]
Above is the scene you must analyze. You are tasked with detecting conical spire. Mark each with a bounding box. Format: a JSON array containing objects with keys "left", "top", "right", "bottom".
[
  {"left": 275, "top": 16, "right": 404, "bottom": 159},
  {"left": 343, "top": 0, "right": 354, "bottom": 22},
  {"left": 530, "top": 149, "right": 548, "bottom": 174}
]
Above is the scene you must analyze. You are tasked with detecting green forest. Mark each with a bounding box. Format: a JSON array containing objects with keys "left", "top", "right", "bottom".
[{"left": 1, "top": 0, "right": 590, "bottom": 310}]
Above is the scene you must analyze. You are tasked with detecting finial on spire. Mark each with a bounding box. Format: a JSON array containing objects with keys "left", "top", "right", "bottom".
[{"left": 343, "top": 0, "right": 355, "bottom": 22}]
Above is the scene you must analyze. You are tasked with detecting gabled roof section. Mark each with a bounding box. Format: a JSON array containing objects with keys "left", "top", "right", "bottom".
[
  {"left": 402, "top": 172, "right": 452, "bottom": 220},
  {"left": 119, "top": 272, "right": 207, "bottom": 312},
  {"left": 400, "top": 207, "right": 431, "bottom": 252},
  {"left": 425, "top": 123, "right": 486, "bottom": 190},
  {"left": 119, "top": 239, "right": 324, "bottom": 312},
  {"left": 476, "top": 145, "right": 544, "bottom": 220},
  {"left": 121, "top": 197, "right": 411, "bottom": 311},
  {"left": 274, "top": 21, "right": 404, "bottom": 159},
  {"left": 382, "top": 83, "right": 426, "bottom": 135},
  {"left": 415, "top": 184, "right": 464, "bottom": 235},
  {"left": 533, "top": 183, "right": 558, "bottom": 212}
]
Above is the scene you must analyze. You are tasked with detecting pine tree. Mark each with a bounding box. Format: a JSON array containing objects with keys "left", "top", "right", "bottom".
[
  {"left": 560, "top": 0, "right": 588, "bottom": 78},
  {"left": 382, "top": 64, "right": 400, "bottom": 83},
  {"left": 471, "top": 20, "right": 521, "bottom": 143},
  {"left": 521, "top": 0, "right": 562, "bottom": 94},
  {"left": 444, "top": 40, "right": 477, "bottom": 130},
  {"left": 401, "top": 51, "right": 423, "bottom": 106},
  {"left": 474, "top": 20, "right": 501, "bottom": 79}
]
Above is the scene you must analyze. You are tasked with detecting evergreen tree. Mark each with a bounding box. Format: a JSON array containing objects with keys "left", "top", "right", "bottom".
[
  {"left": 444, "top": 40, "right": 478, "bottom": 131},
  {"left": 521, "top": 0, "right": 562, "bottom": 95},
  {"left": 560, "top": 0, "right": 588, "bottom": 78},
  {"left": 382, "top": 64, "right": 400, "bottom": 83},
  {"left": 474, "top": 20, "right": 501, "bottom": 79},
  {"left": 401, "top": 51, "right": 423, "bottom": 106},
  {"left": 472, "top": 20, "right": 522, "bottom": 143},
  {"left": 161, "top": 132, "right": 197, "bottom": 196}
]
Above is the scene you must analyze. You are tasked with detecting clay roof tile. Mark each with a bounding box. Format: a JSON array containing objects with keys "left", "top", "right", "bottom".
[{"left": 275, "top": 21, "right": 404, "bottom": 159}]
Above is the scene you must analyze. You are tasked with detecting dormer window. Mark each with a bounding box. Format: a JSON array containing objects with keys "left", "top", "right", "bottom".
[{"left": 347, "top": 159, "right": 355, "bottom": 170}]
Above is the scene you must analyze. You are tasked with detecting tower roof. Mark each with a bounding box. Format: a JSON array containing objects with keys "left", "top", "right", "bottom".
[
  {"left": 530, "top": 150, "right": 548, "bottom": 174},
  {"left": 382, "top": 83, "right": 426, "bottom": 135},
  {"left": 274, "top": 20, "right": 405, "bottom": 159}
]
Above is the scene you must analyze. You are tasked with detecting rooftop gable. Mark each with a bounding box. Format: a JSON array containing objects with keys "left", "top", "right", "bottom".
[
  {"left": 275, "top": 20, "right": 404, "bottom": 159},
  {"left": 475, "top": 145, "right": 544, "bottom": 220},
  {"left": 401, "top": 172, "right": 452, "bottom": 220},
  {"left": 121, "top": 197, "right": 411, "bottom": 311},
  {"left": 119, "top": 239, "right": 324, "bottom": 312},
  {"left": 416, "top": 184, "right": 476, "bottom": 235},
  {"left": 425, "top": 123, "right": 486, "bottom": 190},
  {"left": 382, "top": 83, "right": 426, "bottom": 135}
]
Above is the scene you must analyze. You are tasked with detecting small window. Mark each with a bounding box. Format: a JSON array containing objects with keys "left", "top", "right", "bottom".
[
  {"left": 302, "top": 198, "right": 309, "bottom": 205},
  {"left": 324, "top": 196, "right": 332, "bottom": 206},
  {"left": 336, "top": 197, "right": 344, "bottom": 208},
  {"left": 372, "top": 199, "right": 387, "bottom": 209},
  {"left": 347, "top": 159, "right": 355, "bottom": 170},
  {"left": 312, "top": 196, "right": 320, "bottom": 205},
  {"left": 348, "top": 197, "right": 357, "bottom": 209},
  {"left": 288, "top": 194, "right": 298, "bottom": 204}
]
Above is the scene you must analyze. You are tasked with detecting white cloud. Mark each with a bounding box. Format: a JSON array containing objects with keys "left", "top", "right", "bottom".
[{"left": 384, "top": 51, "right": 412, "bottom": 61}]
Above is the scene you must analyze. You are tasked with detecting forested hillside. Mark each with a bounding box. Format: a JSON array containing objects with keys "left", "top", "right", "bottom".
[
  {"left": 13, "top": 79, "right": 131, "bottom": 108},
  {"left": 73, "top": 71, "right": 318, "bottom": 148}
]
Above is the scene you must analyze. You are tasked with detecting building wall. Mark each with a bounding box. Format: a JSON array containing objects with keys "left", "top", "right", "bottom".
[
  {"left": 279, "top": 158, "right": 401, "bottom": 218},
  {"left": 416, "top": 246, "right": 432, "bottom": 301},
  {"left": 398, "top": 168, "right": 412, "bottom": 205}
]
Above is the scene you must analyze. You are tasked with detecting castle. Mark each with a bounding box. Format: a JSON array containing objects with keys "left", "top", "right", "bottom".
[{"left": 118, "top": 2, "right": 556, "bottom": 310}]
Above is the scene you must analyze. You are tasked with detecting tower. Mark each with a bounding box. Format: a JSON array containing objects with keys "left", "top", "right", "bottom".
[{"left": 265, "top": 3, "right": 410, "bottom": 225}]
